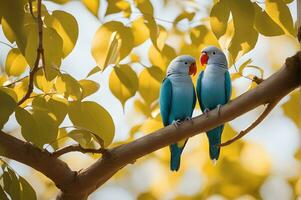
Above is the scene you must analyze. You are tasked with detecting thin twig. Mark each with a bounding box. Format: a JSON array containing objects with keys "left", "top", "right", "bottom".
[
  {"left": 0, "top": 41, "right": 14, "bottom": 49},
  {"left": 3, "top": 76, "right": 28, "bottom": 87},
  {"left": 52, "top": 144, "right": 107, "bottom": 157},
  {"left": 29, "top": 0, "right": 37, "bottom": 19},
  {"left": 18, "top": 0, "right": 44, "bottom": 105},
  {"left": 219, "top": 98, "right": 281, "bottom": 147}
]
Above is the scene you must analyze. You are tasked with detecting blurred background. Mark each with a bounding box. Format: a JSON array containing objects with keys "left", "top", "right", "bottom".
[{"left": 0, "top": 0, "right": 300, "bottom": 199}]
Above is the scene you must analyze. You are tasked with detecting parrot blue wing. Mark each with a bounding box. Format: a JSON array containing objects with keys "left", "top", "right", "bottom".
[
  {"left": 191, "top": 88, "right": 196, "bottom": 116},
  {"left": 225, "top": 71, "right": 232, "bottom": 103},
  {"left": 159, "top": 78, "right": 172, "bottom": 126},
  {"left": 196, "top": 71, "right": 205, "bottom": 112}
]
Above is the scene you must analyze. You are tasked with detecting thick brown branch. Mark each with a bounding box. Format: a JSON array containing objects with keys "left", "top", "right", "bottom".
[
  {"left": 219, "top": 98, "right": 280, "bottom": 147},
  {"left": 52, "top": 144, "right": 107, "bottom": 158},
  {"left": 0, "top": 131, "right": 75, "bottom": 190},
  {"left": 18, "top": 0, "right": 44, "bottom": 105},
  {"left": 62, "top": 53, "right": 300, "bottom": 197}
]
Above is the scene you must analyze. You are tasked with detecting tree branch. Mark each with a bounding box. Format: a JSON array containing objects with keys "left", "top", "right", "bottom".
[
  {"left": 219, "top": 97, "right": 280, "bottom": 147},
  {"left": 18, "top": 0, "right": 44, "bottom": 105},
  {"left": 52, "top": 144, "right": 107, "bottom": 158},
  {"left": 63, "top": 53, "right": 301, "bottom": 196},
  {"left": 0, "top": 131, "right": 76, "bottom": 191}
]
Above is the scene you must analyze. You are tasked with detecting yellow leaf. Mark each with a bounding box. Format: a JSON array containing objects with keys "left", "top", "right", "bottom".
[
  {"left": 190, "top": 25, "right": 208, "bottom": 47},
  {"left": 210, "top": 0, "right": 230, "bottom": 39},
  {"left": 68, "top": 101, "right": 115, "bottom": 147},
  {"left": 5, "top": 48, "right": 28, "bottom": 76},
  {"left": 13, "top": 77, "right": 29, "bottom": 102},
  {"left": 55, "top": 74, "right": 82, "bottom": 100},
  {"left": 253, "top": 3, "right": 284, "bottom": 36},
  {"left": 149, "top": 44, "right": 176, "bottom": 71},
  {"left": 15, "top": 107, "right": 58, "bottom": 149},
  {"left": 92, "top": 21, "right": 134, "bottom": 71},
  {"left": 33, "top": 69, "right": 54, "bottom": 93},
  {"left": 0, "top": 90, "right": 17, "bottom": 129},
  {"left": 105, "top": 0, "right": 131, "bottom": 17},
  {"left": 265, "top": 0, "right": 295, "bottom": 36},
  {"left": 25, "top": 26, "right": 63, "bottom": 80},
  {"left": 134, "top": 99, "right": 151, "bottom": 117},
  {"left": 131, "top": 17, "right": 149, "bottom": 46},
  {"left": 174, "top": 12, "right": 195, "bottom": 24},
  {"left": 109, "top": 65, "right": 138, "bottom": 107},
  {"left": 138, "top": 66, "right": 164, "bottom": 105},
  {"left": 140, "top": 118, "right": 163, "bottom": 134},
  {"left": 44, "top": 10, "right": 78, "bottom": 58},
  {"left": 81, "top": 0, "right": 100, "bottom": 17},
  {"left": 282, "top": 91, "right": 301, "bottom": 128},
  {"left": 1, "top": 17, "right": 15, "bottom": 43},
  {"left": 228, "top": 0, "right": 258, "bottom": 60},
  {"left": 79, "top": 79, "right": 100, "bottom": 99}
]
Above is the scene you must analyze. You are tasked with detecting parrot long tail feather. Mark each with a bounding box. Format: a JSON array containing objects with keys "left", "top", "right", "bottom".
[
  {"left": 170, "top": 143, "right": 184, "bottom": 171},
  {"left": 206, "top": 125, "right": 224, "bottom": 161}
]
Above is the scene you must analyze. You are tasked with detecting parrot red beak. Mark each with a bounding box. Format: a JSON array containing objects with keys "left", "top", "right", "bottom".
[
  {"left": 189, "top": 62, "right": 197, "bottom": 76},
  {"left": 200, "top": 52, "right": 209, "bottom": 66}
]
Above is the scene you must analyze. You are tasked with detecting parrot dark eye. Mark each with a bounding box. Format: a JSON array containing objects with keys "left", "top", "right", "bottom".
[
  {"left": 185, "top": 62, "right": 187, "bottom": 65},
  {"left": 213, "top": 51, "right": 216, "bottom": 55}
]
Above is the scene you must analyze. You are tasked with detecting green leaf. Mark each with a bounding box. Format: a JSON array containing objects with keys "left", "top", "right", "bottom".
[
  {"left": 81, "top": 0, "right": 100, "bottom": 17},
  {"left": 44, "top": 10, "right": 78, "bottom": 58},
  {"left": 52, "top": 128, "right": 68, "bottom": 150},
  {"left": 68, "top": 101, "right": 115, "bottom": 147},
  {"left": 265, "top": 0, "right": 295, "bottom": 36},
  {"left": 109, "top": 65, "right": 138, "bottom": 107},
  {"left": 25, "top": 26, "right": 63, "bottom": 80},
  {"left": 68, "top": 129, "right": 94, "bottom": 148},
  {"left": 4, "top": 169, "right": 21, "bottom": 200},
  {"left": 1, "top": 17, "right": 15, "bottom": 43},
  {"left": 19, "top": 177, "right": 37, "bottom": 200},
  {"left": 210, "top": 0, "right": 230, "bottom": 39},
  {"left": 15, "top": 107, "right": 58, "bottom": 148},
  {"left": 0, "top": 0, "right": 27, "bottom": 53},
  {"left": 0, "top": 185, "right": 9, "bottom": 200},
  {"left": 138, "top": 66, "right": 163, "bottom": 105},
  {"left": 32, "top": 96, "right": 68, "bottom": 126},
  {"left": 253, "top": 3, "right": 284, "bottom": 36},
  {"left": 228, "top": 0, "right": 258, "bottom": 60},
  {"left": 5, "top": 48, "right": 28, "bottom": 77},
  {"left": 0, "top": 90, "right": 17, "bottom": 129},
  {"left": 105, "top": 0, "right": 131, "bottom": 18},
  {"left": 55, "top": 74, "right": 82, "bottom": 100},
  {"left": 79, "top": 79, "right": 100, "bottom": 99}
]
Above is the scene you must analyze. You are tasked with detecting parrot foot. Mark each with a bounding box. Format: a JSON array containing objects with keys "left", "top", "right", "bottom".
[
  {"left": 184, "top": 117, "right": 193, "bottom": 124},
  {"left": 216, "top": 104, "right": 222, "bottom": 116},
  {"left": 203, "top": 108, "right": 210, "bottom": 118},
  {"left": 172, "top": 119, "right": 182, "bottom": 128}
]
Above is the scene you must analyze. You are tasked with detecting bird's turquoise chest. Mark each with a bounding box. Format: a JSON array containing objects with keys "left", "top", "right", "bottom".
[
  {"left": 168, "top": 75, "right": 194, "bottom": 123},
  {"left": 201, "top": 66, "right": 226, "bottom": 109}
]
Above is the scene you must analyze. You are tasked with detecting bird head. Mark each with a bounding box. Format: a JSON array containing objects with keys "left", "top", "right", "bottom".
[
  {"left": 167, "top": 55, "right": 196, "bottom": 76},
  {"left": 200, "top": 46, "right": 228, "bottom": 69}
]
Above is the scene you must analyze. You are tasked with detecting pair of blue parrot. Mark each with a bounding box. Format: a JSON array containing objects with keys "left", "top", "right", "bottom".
[{"left": 159, "top": 46, "right": 232, "bottom": 171}]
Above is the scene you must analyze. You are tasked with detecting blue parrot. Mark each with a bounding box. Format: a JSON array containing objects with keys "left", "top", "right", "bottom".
[
  {"left": 196, "top": 46, "right": 232, "bottom": 162},
  {"left": 159, "top": 55, "right": 197, "bottom": 171}
]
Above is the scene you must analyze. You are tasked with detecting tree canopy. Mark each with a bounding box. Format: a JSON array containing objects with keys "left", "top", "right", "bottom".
[{"left": 0, "top": 0, "right": 300, "bottom": 199}]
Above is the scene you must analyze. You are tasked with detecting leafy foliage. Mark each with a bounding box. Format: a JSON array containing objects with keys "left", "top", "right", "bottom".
[{"left": 0, "top": 0, "right": 299, "bottom": 199}]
